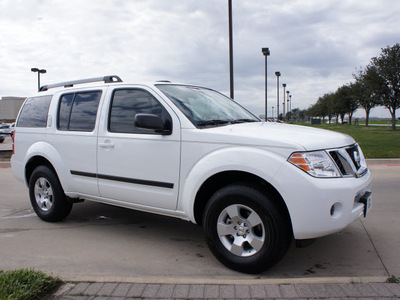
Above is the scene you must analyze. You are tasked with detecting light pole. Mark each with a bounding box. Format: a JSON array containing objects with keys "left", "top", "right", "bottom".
[
  {"left": 286, "top": 90, "right": 290, "bottom": 121},
  {"left": 31, "top": 68, "right": 46, "bottom": 91},
  {"left": 262, "top": 48, "right": 270, "bottom": 121},
  {"left": 275, "top": 72, "right": 281, "bottom": 120},
  {"left": 228, "top": 0, "right": 234, "bottom": 99},
  {"left": 282, "top": 83, "right": 286, "bottom": 122},
  {"left": 289, "top": 94, "right": 292, "bottom": 113}
]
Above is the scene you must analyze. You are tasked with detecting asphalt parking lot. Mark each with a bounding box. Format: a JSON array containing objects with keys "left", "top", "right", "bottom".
[{"left": 1, "top": 134, "right": 399, "bottom": 285}]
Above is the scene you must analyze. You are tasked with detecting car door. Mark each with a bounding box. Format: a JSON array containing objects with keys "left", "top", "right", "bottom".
[
  {"left": 50, "top": 90, "right": 103, "bottom": 196},
  {"left": 97, "top": 87, "right": 181, "bottom": 210}
]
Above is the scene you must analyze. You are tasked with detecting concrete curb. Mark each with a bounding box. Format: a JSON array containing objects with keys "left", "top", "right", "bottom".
[
  {"left": 367, "top": 158, "right": 400, "bottom": 166},
  {"left": 51, "top": 280, "right": 400, "bottom": 300},
  {"left": 52, "top": 275, "right": 390, "bottom": 286}
]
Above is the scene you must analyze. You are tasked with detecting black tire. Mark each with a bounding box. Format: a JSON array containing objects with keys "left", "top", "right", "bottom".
[
  {"left": 203, "top": 184, "right": 292, "bottom": 274},
  {"left": 29, "top": 166, "right": 72, "bottom": 222}
]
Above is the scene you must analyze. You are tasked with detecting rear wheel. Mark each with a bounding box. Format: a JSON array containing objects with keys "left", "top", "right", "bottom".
[
  {"left": 203, "top": 184, "right": 292, "bottom": 273},
  {"left": 29, "top": 166, "right": 72, "bottom": 222}
]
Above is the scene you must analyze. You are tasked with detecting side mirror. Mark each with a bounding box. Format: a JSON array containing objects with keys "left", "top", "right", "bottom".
[{"left": 134, "top": 113, "right": 171, "bottom": 135}]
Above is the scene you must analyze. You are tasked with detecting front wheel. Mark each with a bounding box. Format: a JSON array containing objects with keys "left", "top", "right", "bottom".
[
  {"left": 203, "top": 184, "right": 292, "bottom": 273},
  {"left": 29, "top": 166, "right": 72, "bottom": 222}
]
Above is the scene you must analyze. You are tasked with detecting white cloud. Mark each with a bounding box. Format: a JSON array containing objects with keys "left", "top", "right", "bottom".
[{"left": 0, "top": 0, "right": 399, "bottom": 118}]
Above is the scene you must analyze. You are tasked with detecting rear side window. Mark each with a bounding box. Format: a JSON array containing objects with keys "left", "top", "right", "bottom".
[
  {"left": 17, "top": 95, "right": 52, "bottom": 128},
  {"left": 58, "top": 91, "right": 102, "bottom": 132}
]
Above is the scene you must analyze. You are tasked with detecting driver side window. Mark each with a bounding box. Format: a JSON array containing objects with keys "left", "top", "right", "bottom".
[{"left": 108, "top": 89, "right": 169, "bottom": 134}]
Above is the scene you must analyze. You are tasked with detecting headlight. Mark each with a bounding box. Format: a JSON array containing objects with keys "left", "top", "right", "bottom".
[{"left": 288, "top": 151, "right": 341, "bottom": 178}]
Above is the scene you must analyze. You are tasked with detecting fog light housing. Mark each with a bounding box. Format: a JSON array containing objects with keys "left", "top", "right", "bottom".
[{"left": 330, "top": 202, "right": 343, "bottom": 219}]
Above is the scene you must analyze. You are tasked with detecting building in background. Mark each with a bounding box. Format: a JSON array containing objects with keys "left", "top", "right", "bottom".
[{"left": 0, "top": 97, "right": 25, "bottom": 122}]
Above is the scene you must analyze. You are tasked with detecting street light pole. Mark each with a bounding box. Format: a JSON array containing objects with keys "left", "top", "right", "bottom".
[
  {"left": 262, "top": 48, "right": 270, "bottom": 121},
  {"left": 228, "top": 0, "right": 234, "bottom": 99},
  {"left": 275, "top": 72, "right": 281, "bottom": 120},
  {"left": 286, "top": 90, "right": 290, "bottom": 121},
  {"left": 31, "top": 68, "right": 47, "bottom": 91},
  {"left": 289, "top": 95, "right": 292, "bottom": 112},
  {"left": 282, "top": 83, "right": 286, "bottom": 122}
]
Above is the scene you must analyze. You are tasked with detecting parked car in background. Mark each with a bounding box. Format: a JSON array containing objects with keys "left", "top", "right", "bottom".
[
  {"left": 9, "top": 123, "right": 15, "bottom": 138},
  {"left": 0, "top": 123, "right": 10, "bottom": 143}
]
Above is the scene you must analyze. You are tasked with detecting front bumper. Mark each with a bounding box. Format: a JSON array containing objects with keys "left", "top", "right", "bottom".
[{"left": 274, "top": 162, "right": 372, "bottom": 240}]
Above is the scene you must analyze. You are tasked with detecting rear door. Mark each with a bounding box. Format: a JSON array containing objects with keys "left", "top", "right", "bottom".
[
  {"left": 97, "top": 86, "right": 181, "bottom": 210},
  {"left": 49, "top": 89, "right": 104, "bottom": 196}
]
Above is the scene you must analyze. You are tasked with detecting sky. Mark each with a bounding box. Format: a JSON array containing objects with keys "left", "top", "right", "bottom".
[{"left": 1, "top": 0, "right": 399, "bottom": 119}]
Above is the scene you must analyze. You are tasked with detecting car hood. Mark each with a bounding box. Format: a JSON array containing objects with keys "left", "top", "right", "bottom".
[{"left": 184, "top": 122, "right": 355, "bottom": 152}]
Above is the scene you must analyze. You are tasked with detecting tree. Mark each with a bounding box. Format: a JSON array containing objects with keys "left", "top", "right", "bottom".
[
  {"left": 306, "top": 104, "right": 317, "bottom": 121},
  {"left": 370, "top": 43, "right": 400, "bottom": 130},
  {"left": 310, "top": 96, "right": 329, "bottom": 123},
  {"left": 354, "top": 66, "right": 384, "bottom": 126},
  {"left": 286, "top": 111, "right": 292, "bottom": 122},
  {"left": 335, "top": 84, "right": 359, "bottom": 124},
  {"left": 305, "top": 106, "right": 315, "bottom": 121},
  {"left": 289, "top": 108, "right": 301, "bottom": 122},
  {"left": 299, "top": 109, "right": 307, "bottom": 122},
  {"left": 323, "top": 93, "right": 336, "bottom": 124}
]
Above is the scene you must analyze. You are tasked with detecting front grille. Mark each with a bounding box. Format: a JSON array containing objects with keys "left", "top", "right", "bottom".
[
  {"left": 328, "top": 144, "right": 367, "bottom": 178},
  {"left": 346, "top": 145, "right": 361, "bottom": 169},
  {"left": 329, "top": 151, "right": 347, "bottom": 175}
]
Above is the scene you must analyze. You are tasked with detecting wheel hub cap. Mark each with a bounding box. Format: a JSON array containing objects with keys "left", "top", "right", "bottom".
[
  {"left": 217, "top": 204, "right": 265, "bottom": 257},
  {"left": 34, "top": 177, "right": 54, "bottom": 212}
]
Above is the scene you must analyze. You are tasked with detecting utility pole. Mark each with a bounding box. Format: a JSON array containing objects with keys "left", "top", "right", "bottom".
[
  {"left": 262, "top": 48, "right": 270, "bottom": 120},
  {"left": 275, "top": 72, "right": 281, "bottom": 120},
  {"left": 228, "top": 0, "right": 234, "bottom": 99}
]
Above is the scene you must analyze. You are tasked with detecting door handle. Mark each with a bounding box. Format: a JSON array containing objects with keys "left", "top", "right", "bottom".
[{"left": 99, "top": 140, "right": 115, "bottom": 149}]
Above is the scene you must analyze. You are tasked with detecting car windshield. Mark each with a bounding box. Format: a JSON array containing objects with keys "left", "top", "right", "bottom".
[{"left": 156, "top": 85, "right": 259, "bottom": 127}]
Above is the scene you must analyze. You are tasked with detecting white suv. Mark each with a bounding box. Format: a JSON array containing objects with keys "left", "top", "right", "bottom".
[{"left": 11, "top": 75, "right": 372, "bottom": 273}]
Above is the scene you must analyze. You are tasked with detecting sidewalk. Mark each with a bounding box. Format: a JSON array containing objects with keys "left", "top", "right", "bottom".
[{"left": 52, "top": 280, "right": 400, "bottom": 299}]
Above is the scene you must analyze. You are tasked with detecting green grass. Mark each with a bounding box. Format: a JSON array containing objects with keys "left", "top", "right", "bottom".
[
  {"left": 300, "top": 123, "right": 400, "bottom": 158},
  {"left": 387, "top": 275, "right": 400, "bottom": 283},
  {"left": 0, "top": 269, "right": 62, "bottom": 300},
  {"left": 358, "top": 120, "right": 395, "bottom": 125}
]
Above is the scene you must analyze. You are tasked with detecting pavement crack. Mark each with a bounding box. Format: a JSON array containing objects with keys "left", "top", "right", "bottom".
[{"left": 360, "top": 219, "right": 390, "bottom": 277}]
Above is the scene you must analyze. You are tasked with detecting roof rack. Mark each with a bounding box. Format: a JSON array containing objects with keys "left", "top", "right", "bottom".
[{"left": 39, "top": 75, "right": 122, "bottom": 92}]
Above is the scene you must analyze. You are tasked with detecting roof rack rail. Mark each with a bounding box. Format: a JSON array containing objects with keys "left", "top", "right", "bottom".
[{"left": 39, "top": 75, "right": 122, "bottom": 92}]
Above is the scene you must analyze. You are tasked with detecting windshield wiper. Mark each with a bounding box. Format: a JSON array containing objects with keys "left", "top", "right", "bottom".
[
  {"left": 197, "top": 120, "right": 231, "bottom": 127},
  {"left": 231, "top": 119, "right": 259, "bottom": 123}
]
